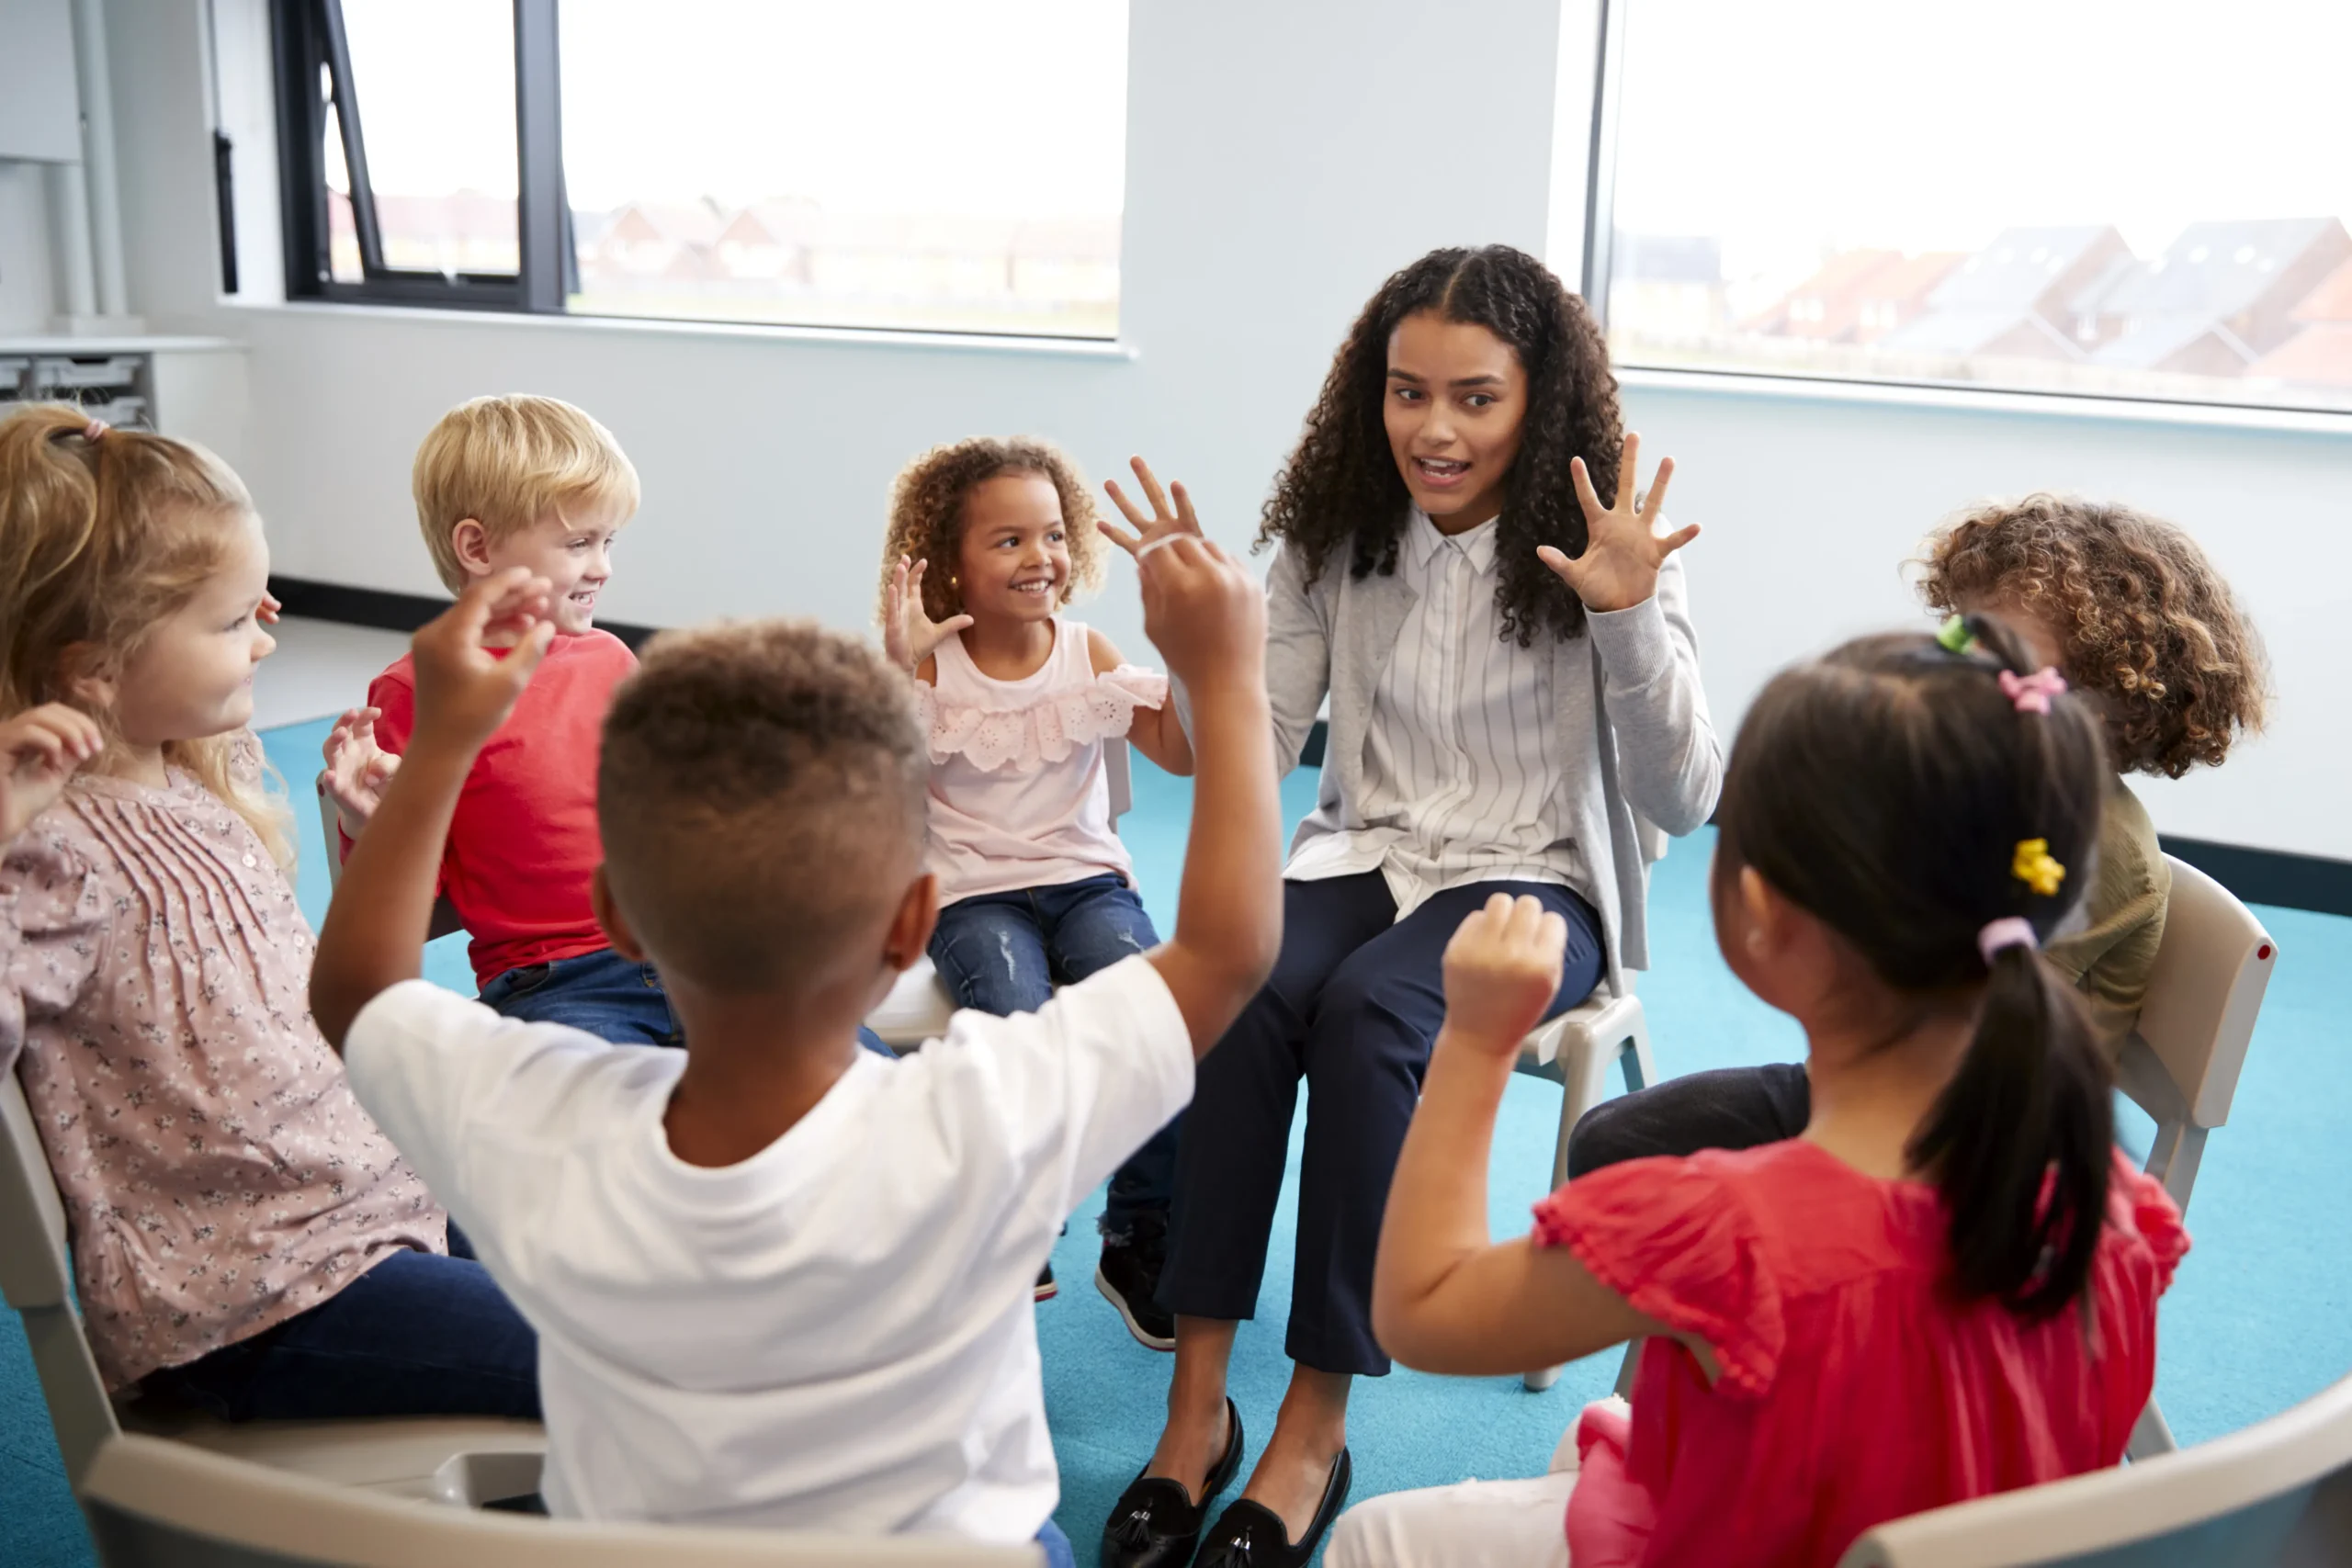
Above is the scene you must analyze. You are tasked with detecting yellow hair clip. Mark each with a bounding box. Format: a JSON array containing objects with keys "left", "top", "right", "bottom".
[{"left": 2012, "top": 839, "right": 2066, "bottom": 897}]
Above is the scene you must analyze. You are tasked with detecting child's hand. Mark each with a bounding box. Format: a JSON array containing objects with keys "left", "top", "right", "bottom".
[
  {"left": 320, "top": 706, "right": 400, "bottom": 838},
  {"left": 1101, "top": 456, "right": 1205, "bottom": 560},
  {"left": 407, "top": 570, "right": 556, "bottom": 757},
  {"left": 1137, "top": 535, "right": 1265, "bottom": 694},
  {"left": 0, "top": 705, "right": 103, "bottom": 845},
  {"left": 882, "top": 556, "right": 974, "bottom": 672},
  {"left": 1537, "top": 432, "right": 1700, "bottom": 614},
  {"left": 1440, "top": 893, "right": 1568, "bottom": 1053}
]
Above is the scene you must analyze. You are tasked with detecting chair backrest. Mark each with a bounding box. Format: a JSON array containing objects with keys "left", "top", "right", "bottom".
[
  {"left": 317, "top": 776, "right": 464, "bottom": 943},
  {"left": 0, "top": 1068, "right": 119, "bottom": 1484},
  {"left": 81, "top": 1432, "right": 1044, "bottom": 1567},
  {"left": 2123, "top": 854, "right": 2276, "bottom": 1133},
  {"left": 1104, "top": 736, "right": 1133, "bottom": 820},
  {"left": 1838, "top": 1369, "right": 2352, "bottom": 1567}
]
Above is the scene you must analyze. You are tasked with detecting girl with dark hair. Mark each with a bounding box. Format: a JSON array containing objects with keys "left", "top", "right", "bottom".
[
  {"left": 1104, "top": 245, "right": 1722, "bottom": 1568},
  {"left": 1327, "top": 617, "right": 2189, "bottom": 1568}
]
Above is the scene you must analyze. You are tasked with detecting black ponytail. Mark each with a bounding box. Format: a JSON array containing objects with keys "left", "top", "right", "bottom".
[{"left": 1716, "top": 612, "right": 2114, "bottom": 1318}]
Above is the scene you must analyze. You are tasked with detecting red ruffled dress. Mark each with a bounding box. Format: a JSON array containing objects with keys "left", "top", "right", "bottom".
[{"left": 1532, "top": 1141, "right": 2188, "bottom": 1567}]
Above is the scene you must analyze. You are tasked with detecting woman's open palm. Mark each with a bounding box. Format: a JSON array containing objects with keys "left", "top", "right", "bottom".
[
  {"left": 883, "top": 556, "right": 974, "bottom": 672},
  {"left": 1538, "top": 432, "right": 1699, "bottom": 614}
]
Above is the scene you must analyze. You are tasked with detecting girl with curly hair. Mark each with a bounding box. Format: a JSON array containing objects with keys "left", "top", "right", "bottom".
[
  {"left": 1104, "top": 245, "right": 1723, "bottom": 1568},
  {"left": 1563, "top": 495, "right": 2267, "bottom": 1182},
  {"left": 877, "top": 435, "right": 1195, "bottom": 1318}
]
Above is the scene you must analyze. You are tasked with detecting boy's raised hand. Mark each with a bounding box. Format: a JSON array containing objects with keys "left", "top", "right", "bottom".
[
  {"left": 882, "top": 556, "right": 973, "bottom": 672},
  {"left": 1440, "top": 893, "right": 1568, "bottom": 1053},
  {"left": 1537, "top": 432, "right": 1699, "bottom": 614},
  {"left": 408, "top": 569, "right": 556, "bottom": 757},
  {"left": 1101, "top": 455, "right": 1205, "bottom": 560},
  {"left": 1136, "top": 534, "right": 1265, "bottom": 694},
  {"left": 0, "top": 705, "right": 103, "bottom": 845},
  {"left": 321, "top": 707, "right": 400, "bottom": 838}
]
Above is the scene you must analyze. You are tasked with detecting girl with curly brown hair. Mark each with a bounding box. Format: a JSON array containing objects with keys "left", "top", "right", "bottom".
[
  {"left": 1562, "top": 495, "right": 2267, "bottom": 1184},
  {"left": 1105, "top": 245, "right": 1723, "bottom": 1568},
  {"left": 876, "top": 435, "right": 1197, "bottom": 1322}
]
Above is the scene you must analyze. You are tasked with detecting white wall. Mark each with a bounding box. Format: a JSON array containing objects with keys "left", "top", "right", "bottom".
[{"left": 97, "top": 0, "right": 2352, "bottom": 863}]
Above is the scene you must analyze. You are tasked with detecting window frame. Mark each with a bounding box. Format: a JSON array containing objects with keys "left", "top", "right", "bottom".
[{"left": 1579, "top": 0, "right": 2352, "bottom": 422}]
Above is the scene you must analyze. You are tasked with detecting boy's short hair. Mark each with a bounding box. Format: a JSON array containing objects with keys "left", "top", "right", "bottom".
[
  {"left": 413, "top": 395, "right": 640, "bottom": 592},
  {"left": 1919, "top": 494, "right": 2268, "bottom": 778},
  {"left": 597, "top": 620, "right": 929, "bottom": 995}
]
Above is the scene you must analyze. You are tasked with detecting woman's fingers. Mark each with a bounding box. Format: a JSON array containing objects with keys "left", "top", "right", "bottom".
[
  {"left": 1637, "top": 453, "right": 1674, "bottom": 523},
  {"left": 1617, "top": 433, "right": 1641, "bottom": 509},
  {"left": 1656, "top": 520, "right": 1702, "bottom": 558},
  {"left": 1535, "top": 543, "right": 1581, "bottom": 585},
  {"left": 1569, "top": 455, "right": 1606, "bottom": 524}
]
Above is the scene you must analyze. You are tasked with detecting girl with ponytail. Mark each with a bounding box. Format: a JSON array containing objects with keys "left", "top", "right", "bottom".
[
  {"left": 0, "top": 403, "right": 538, "bottom": 1421},
  {"left": 1329, "top": 616, "right": 2188, "bottom": 1568}
]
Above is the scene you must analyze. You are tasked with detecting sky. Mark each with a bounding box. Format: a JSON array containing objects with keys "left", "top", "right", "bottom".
[
  {"left": 336, "top": 0, "right": 1128, "bottom": 215},
  {"left": 1607, "top": 0, "right": 2352, "bottom": 280}
]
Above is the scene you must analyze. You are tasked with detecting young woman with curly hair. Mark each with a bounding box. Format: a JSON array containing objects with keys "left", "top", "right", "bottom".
[
  {"left": 876, "top": 434, "right": 1196, "bottom": 1318},
  {"left": 1562, "top": 493, "right": 2267, "bottom": 1180},
  {"left": 1103, "top": 245, "right": 1724, "bottom": 1568}
]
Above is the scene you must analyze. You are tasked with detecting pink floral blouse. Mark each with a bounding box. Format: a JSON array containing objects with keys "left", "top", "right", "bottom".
[{"left": 0, "top": 737, "right": 444, "bottom": 1390}]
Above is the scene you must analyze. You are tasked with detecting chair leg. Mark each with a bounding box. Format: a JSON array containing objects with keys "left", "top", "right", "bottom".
[
  {"left": 2143, "top": 1122, "right": 2207, "bottom": 1219},
  {"left": 2127, "top": 1397, "right": 2177, "bottom": 1461},
  {"left": 1523, "top": 1364, "right": 1563, "bottom": 1393},
  {"left": 1612, "top": 1340, "right": 1640, "bottom": 1400},
  {"left": 1621, "top": 1013, "right": 1657, "bottom": 1096}
]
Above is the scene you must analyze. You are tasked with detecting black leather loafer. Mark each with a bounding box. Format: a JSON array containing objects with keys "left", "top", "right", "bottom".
[
  {"left": 1193, "top": 1447, "right": 1351, "bottom": 1568},
  {"left": 1101, "top": 1399, "right": 1246, "bottom": 1568}
]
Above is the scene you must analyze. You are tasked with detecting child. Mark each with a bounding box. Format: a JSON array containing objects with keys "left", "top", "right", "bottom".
[
  {"left": 876, "top": 436, "right": 1193, "bottom": 1340},
  {"left": 1565, "top": 494, "right": 2267, "bottom": 1175},
  {"left": 322, "top": 394, "right": 672, "bottom": 1043},
  {"left": 305, "top": 491, "right": 1280, "bottom": 1561},
  {"left": 1330, "top": 618, "right": 2188, "bottom": 1568},
  {"left": 0, "top": 404, "right": 537, "bottom": 1421}
]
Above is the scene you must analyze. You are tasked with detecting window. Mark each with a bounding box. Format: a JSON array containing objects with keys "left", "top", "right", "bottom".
[
  {"left": 271, "top": 0, "right": 1127, "bottom": 338},
  {"left": 1587, "top": 0, "right": 2352, "bottom": 414}
]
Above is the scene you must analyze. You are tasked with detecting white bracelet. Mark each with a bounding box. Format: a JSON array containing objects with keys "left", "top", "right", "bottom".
[{"left": 1135, "top": 533, "right": 1184, "bottom": 563}]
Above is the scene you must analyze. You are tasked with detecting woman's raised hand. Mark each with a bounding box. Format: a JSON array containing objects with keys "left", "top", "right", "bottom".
[
  {"left": 882, "top": 556, "right": 974, "bottom": 672},
  {"left": 1537, "top": 432, "right": 1700, "bottom": 615},
  {"left": 1101, "top": 456, "right": 1204, "bottom": 561},
  {"left": 0, "top": 704, "right": 103, "bottom": 846}
]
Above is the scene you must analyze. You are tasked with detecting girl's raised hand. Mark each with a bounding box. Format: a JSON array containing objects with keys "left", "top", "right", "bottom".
[
  {"left": 1438, "top": 893, "right": 1568, "bottom": 1053},
  {"left": 320, "top": 706, "right": 401, "bottom": 838},
  {"left": 1101, "top": 456, "right": 1204, "bottom": 561},
  {"left": 883, "top": 556, "right": 974, "bottom": 672},
  {"left": 0, "top": 704, "right": 104, "bottom": 845},
  {"left": 1537, "top": 432, "right": 1700, "bottom": 614}
]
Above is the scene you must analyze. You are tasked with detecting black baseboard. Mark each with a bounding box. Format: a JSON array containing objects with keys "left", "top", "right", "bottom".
[
  {"left": 267, "top": 576, "right": 661, "bottom": 652},
  {"left": 2160, "top": 836, "right": 2352, "bottom": 919}
]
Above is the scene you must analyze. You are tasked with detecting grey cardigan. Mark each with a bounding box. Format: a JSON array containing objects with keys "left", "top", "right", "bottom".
[{"left": 1261, "top": 538, "right": 1722, "bottom": 988}]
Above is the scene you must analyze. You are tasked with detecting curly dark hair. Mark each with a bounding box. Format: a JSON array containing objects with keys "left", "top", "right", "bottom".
[
  {"left": 876, "top": 436, "right": 1105, "bottom": 626},
  {"left": 1256, "top": 244, "right": 1623, "bottom": 645},
  {"left": 1917, "top": 495, "right": 2268, "bottom": 779}
]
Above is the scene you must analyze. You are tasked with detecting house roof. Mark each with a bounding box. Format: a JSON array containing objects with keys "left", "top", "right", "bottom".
[
  {"left": 1925, "top": 227, "right": 2126, "bottom": 312},
  {"left": 2289, "top": 258, "right": 2352, "bottom": 324},
  {"left": 2089, "top": 312, "right": 2252, "bottom": 369},
  {"left": 2093, "top": 218, "right": 2352, "bottom": 320},
  {"left": 1858, "top": 252, "right": 1968, "bottom": 305},
  {"left": 2246, "top": 321, "right": 2352, "bottom": 388},
  {"left": 1880, "top": 308, "right": 2076, "bottom": 359}
]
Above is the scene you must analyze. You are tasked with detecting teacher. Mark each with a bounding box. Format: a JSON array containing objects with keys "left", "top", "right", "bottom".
[{"left": 1102, "top": 244, "right": 1723, "bottom": 1568}]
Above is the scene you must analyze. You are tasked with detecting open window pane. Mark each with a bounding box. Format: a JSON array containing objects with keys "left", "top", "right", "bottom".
[
  {"left": 558, "top": 0, "right": 1125, "bottom": 337},
  {"left": 337, "top": 0, "right": 519, "bottom": 276},
  {"left": 1604, "top": 0, "right": 2352, "bottom": 413}
]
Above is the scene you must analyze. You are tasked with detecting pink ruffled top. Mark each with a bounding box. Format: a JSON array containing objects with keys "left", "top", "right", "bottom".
[
  {"left": 1536, "top": 1141, "right": 2188, "bottom": 1568},
  {"left": 918, "top": 618, "right": 1169, "bottom": 904}
]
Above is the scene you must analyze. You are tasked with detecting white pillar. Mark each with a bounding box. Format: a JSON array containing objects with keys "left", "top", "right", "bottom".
[
  {"left": 45, "top": 160, "right": 100, "bottom": 328},
  {"left": 70, "top": 0, "right": 138, "bottom": 327}
]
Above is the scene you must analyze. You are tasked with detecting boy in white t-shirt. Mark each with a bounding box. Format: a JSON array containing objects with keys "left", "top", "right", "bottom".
[{"left": 306, "top": 517, "right": 1277, "bottom": 1561}]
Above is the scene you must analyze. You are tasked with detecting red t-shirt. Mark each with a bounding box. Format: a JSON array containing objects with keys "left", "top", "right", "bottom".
[
  {"left": 356, "top": 630, "right": 637, "bottom": 990},
  {"left": 1536, "top": 1141, "right": 2188, "bottom": 1568}
]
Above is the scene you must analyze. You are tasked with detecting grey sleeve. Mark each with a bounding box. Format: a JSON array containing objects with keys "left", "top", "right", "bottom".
[
  {"left": 1170, "top": 541, "right": 1329, "bottom": 771},
  {"left": 1581, "top": 553, "right": 1723, "bottom": 837}
]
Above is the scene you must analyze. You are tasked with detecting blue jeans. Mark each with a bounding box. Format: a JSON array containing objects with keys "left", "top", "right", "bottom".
[
  {"left": 141, "top": 1246, "right": 540, "bottom": 1421},
  {"left": 483, "top": 944, "right": 896, "bottom": 1058},
  {"left": 929, "top": 875, "right": 1179, "bottom": 1240}
]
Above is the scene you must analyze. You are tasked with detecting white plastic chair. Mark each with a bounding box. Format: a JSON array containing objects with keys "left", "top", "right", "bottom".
[
  {"left": 2114, "top": 853, "right": 2278, "bottom": 1459},
  {"left": 866, "top": 739, "right": 1135, "bottom": 1049},
  {"left": 78, "top": 1430, "right": 1043, "bottom": 1567},
  {"left": 1836, "top": 1365, "right": 2352, "bottom": 1567},
  {"left": 317, "top": 775, "right": 464, "bottom": 942},
  {"left": 0, "top": 1066, "right": 544, "bottom": 1503}
]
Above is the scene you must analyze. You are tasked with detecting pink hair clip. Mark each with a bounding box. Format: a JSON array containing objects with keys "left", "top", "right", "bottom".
[
  {"left": 1977, "top": 917, "right": 2038, "bottom": 964},
  {"left": 1996, "top": 666, "right": 2066, "bottom": 714},
  {"left": 84, "top": 418, "right": 108, "bottom": 442}
]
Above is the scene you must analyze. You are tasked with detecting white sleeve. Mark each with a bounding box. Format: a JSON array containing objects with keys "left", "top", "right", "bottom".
[
  {"left": 342, "top": 979, "right": 612, "bottom": 1235},
  {"left": 928, "top": 954, "right": 1193, "bottom": 1223}
]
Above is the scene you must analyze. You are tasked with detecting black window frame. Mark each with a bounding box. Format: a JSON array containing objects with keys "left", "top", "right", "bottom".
[{"left": 271, "top": 0, "right": 571, "bottom": 311}]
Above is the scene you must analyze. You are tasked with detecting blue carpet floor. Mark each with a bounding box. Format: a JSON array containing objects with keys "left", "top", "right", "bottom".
[{"left": 4, "top": 719, "right": 2348, "bottom": 1564}]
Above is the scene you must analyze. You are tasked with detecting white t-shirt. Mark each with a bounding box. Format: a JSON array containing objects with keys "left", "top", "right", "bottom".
[{"left": 344, "top": 954, "right": 1193, "bottom": 1542}]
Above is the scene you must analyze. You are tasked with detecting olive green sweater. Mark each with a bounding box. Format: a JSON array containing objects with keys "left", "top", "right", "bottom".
[{"left": 2043, "top": 776, "right": 2170, "bottom": 1062}]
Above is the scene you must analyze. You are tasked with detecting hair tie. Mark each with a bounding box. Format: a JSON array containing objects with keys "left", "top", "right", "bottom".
[
  {"left": 1977, "top": 917, "right": 2038, "bottom": 965},
  {"left": 1935, "top": 614, "right": 1980, "bottom": 656},
  {"left": 1997, "top": 666, "right": 2066, "bottom": 714},
  {"left": 2011, "top": 838, "right": 2066, "bottom": 897},
  {"left": 84, "top": 418, "right": 108, "bottom": 443}
]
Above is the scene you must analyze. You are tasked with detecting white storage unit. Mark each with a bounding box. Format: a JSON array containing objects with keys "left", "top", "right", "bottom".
[{"left": 0, "top": 336, "right": 248, "bottom": 469}]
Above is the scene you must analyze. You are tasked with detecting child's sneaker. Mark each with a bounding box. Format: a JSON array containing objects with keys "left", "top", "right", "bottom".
[
  {"left": 1094, "top": 1211, "right": 1174, "bottom": 1350},
  {"left": 1035, "top": 1262, "right": 1058, "bottom": 1302}
]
